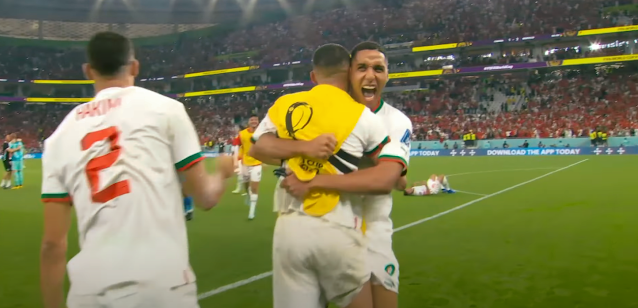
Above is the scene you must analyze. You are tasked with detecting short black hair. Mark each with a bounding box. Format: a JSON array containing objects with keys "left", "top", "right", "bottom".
[
  {"left": 87, "top": 32, "right": 134, "bottom": 77},
  {"left": 350, "top": 41, "right": 386, "bottom": 60},
  {"left": 249, "top": 114, "right": 259, "bottom": 118},
  {"left": 312, "top": 43, "right": 351, "bottom": 75}
]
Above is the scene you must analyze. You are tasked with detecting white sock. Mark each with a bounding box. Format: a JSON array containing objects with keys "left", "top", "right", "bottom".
[
  {"left": 248, "top": 193, "right": 258, "bottom": 219},
  {"left": 1, "top": 179, "right": 5, "bottom": 187},
  {"left": 441, "top": 176, "right": 450, "bottom": 190},
  {"left": 235, "top": 177, "right": 243, "bottom": 191}
]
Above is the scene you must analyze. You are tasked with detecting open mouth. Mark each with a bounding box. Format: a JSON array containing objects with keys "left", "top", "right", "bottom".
[{"left": 362, "top": 85, "right": 377, "bottom": 101}]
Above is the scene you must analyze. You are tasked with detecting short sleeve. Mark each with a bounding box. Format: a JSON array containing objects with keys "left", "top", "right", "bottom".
[
  {"left": 379, "top": 115, "right": 412, "bottom": 175},
  {"left": 252, "top": 113, "right": 277, "bottom": 142},
  {"left": 41, "top": 139, "right": 71, "bottom": 202},
  {"left": 169, "top": 102, "right": 205, "bottom": 172},
  {"left": 232, "top": 136, "right": 241, "bottom": 146},
  {"left": 359, "top": 109, "right": 390, "bottom": 157}
]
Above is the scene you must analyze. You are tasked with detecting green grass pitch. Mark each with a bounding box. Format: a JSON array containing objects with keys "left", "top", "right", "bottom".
[{"left": 1, "top": 156, "right": 637, "bottom": 308}]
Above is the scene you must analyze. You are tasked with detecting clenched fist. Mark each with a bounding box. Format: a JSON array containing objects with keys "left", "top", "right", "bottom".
[
  {"left": 302, "top": 133, "right": 337, "bottom": 160},
  {"left": 215, "top": 155, "right": 236, "bottom": 179}
]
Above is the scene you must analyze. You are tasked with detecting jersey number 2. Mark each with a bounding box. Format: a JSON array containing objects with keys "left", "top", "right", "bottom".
[{"left": 81, "top": 126, "right": 131, "bottom": 203}]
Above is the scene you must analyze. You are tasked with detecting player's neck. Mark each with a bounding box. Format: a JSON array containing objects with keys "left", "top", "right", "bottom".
[
  {"left": 247, "top": 127, "right": 255, "bottom": 133},
  {"left": 317, "top": 77, "right": 348, "bottom": 92},
  {"left": 93, "top": 79, "right": 133, "bottom": 95},
  {"left": 367, "top": 98, "right": 382, "bottom": 113}
]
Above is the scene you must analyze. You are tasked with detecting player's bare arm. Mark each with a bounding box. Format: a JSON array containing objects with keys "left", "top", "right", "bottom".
[
  {"left": 248, "top": 139, "right": 282, "bottom": 166},
  {"left": 181, "top": 155, "right": 234, "bottom": 210},
  {"left": 282, "top": 160, "right": 404, "bottom": 198},
  {"left": 395, "top": 176, "right": 408, "bottom": 191},
  {"left": 40, "top": 200, "right": 72, "bottom": 308},
  {"left": 250, "top": 132, "right": 337, "bottom": 161}
]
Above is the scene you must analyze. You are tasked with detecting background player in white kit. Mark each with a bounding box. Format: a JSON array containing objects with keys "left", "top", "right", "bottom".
[
  {"left": 404, "top": 174, "right": 455, "bottom": 196},
  {"left": 39, "top": 32, "right": 234, "bottom": 308}
]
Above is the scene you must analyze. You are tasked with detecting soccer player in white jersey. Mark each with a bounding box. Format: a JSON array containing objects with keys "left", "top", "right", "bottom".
[
  {"left": 346, "top": 42, "right": 411, "bottom": 308},
  {"left": 279, "top": 42, "right": 411, "bottom": 308},
  {"left": 39, "top": 32, "right": 234, "bottom": 308},
  {"left": 404, "top": 174, "right": 455, "bottom": 196},
  {"left": 251, "top": 44, "right": 407, "bottom": 308}
]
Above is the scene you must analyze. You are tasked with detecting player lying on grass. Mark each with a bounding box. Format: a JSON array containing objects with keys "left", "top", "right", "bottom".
[{"left": 403, "top": 174, "right": 455, "bottom": 196}]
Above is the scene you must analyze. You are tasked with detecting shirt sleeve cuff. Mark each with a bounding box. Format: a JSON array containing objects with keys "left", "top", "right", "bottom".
[
  {"left": 175, "top": 152, "right": 205, "bottom": 171},
  {"left": 41, "top": 193, "right": 72, "bottom": 203},
  {"left": 378, "top": 154, "right": 408, "bottom": 172}
]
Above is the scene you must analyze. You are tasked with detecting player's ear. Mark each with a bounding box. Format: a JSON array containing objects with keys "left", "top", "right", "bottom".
[
  {"left": 130, "top": 59, "right": 140, "bottom": 78},
  {"left": 310, "top": 71, "right": 318, "bottom": 85},
  {"left": 82, "top": 63, "right": 93, "bottom": 81}
]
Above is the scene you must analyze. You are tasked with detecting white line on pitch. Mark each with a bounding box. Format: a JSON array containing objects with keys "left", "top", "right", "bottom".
[
  {"left": 197, "top": 159, "right": 588, "bottom": 300},
  {"left": 453, "top": 190, "right": 487, "bottom": 196},
  {"left": 446, "top": 167, "right": 559, "bottom": 178}
]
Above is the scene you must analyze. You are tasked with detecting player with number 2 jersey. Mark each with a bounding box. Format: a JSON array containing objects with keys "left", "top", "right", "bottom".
[{"left": 39, "top": 32, "right": 233, "bottom": 308}]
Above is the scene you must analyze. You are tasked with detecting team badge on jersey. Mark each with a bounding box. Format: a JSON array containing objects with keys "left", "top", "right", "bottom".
[{"left": 385, "top": 263, "right": 396, "bottom": 276}]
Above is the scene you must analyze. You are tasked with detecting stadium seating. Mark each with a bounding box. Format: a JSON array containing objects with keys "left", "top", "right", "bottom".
[
  {"left": 1, "top": 0, "right": 638, "bottom": 150},
  {"left": 1, "top": 0, "right": 636, "bottom": 79}
]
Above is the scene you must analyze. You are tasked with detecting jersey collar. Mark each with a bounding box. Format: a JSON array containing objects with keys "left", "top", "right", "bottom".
[
  {"left": 94, "top": 87, "right": 132, "bottom": 100},
  {"left": 372, "top": 99, "right": 385, "bottom": 114}
]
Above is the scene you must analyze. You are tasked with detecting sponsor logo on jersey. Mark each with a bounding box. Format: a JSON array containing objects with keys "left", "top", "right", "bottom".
[
  {"left": 384, "top": 279, "right": 396, "bottom": 289},
  {"left": 399, "top": 129, "right": 411, "bottom": 147}
]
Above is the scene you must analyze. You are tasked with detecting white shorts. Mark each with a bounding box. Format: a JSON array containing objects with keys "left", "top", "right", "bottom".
[
  {"left": 67, "top": 282, "right": 199, "bottom": 308},
  {"left": 273, "top": 178, "right": 284, "bottom": 212},
  {"left": 272, "top": 212, "right": 370, "bottom": 308},
  {"left": 367, "top": 247, "right": 399, "bottom": 293},
  {"left": 241, "top": 164, "right": 262, "bottom": 183},
  {"left": 427, "top": 179, "right": 441, "bottom": 195}
]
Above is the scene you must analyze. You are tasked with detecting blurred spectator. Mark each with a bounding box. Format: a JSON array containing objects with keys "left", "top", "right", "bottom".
[{"left": 0, "top": 0, "right": 634, "bottom": 80}]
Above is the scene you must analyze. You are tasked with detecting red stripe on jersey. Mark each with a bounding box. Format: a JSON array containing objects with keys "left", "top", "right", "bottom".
[
  {"left": 42, "top": 197, "right": 72, "bottom": 203},
  {"left": 177, "top": 156, "right": 205, "bottom": 172}
]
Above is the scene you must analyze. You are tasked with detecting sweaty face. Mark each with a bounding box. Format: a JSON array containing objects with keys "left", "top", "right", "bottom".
[
  {"left": 349, "top": 50, "right": 389, "bottom": 106},
  {"left": 248, "top": 117, "right": 259, "bottom": 129}
]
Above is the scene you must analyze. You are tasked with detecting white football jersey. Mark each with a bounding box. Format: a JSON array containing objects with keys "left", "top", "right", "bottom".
[
  {"left": 41, "top": 86, "right": 203, "bottom": 293},
  {"left": 412, "top": 185, "right": 428, "bottom": 196},
  {"left": 253, "top": 105, "right": 400, "bottom": 229},
  {"left": 363, "top": 100, "right": 413, "bottom": 251}
]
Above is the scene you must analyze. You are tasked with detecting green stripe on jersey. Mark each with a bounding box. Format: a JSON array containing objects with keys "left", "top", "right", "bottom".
[{"left": 175, "top": 152, "right": 203, "bottom": 171}]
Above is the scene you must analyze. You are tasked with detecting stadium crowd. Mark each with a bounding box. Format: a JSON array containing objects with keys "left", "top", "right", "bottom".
[
  {"left": 2, "top": 66, "right": 637, "bottom": 152},
  {"left": 0, "top": 0, "right": 635, "bottom": 80}
]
